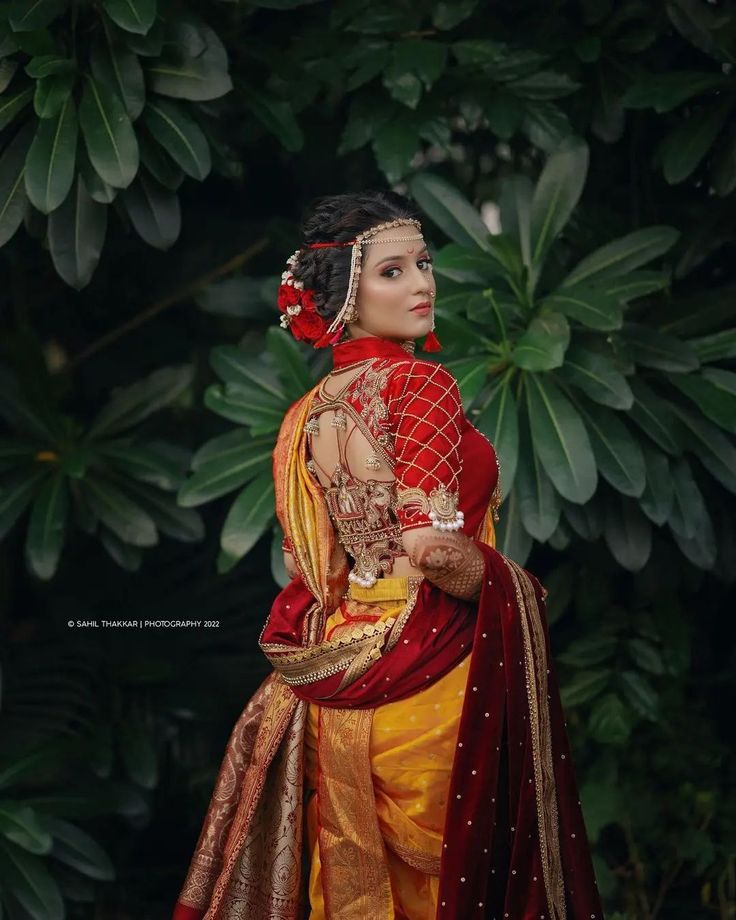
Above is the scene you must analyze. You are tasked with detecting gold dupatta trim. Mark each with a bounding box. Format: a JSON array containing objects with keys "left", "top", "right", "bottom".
[
  {"left": 317, "top": 706, "right": 394, "bottom": 919},
  {"left": 274, "top": 387, "right": 349, "bottom": 611},
  {"left": 504, "top": 558, "right": 566, "bottom": 920}
]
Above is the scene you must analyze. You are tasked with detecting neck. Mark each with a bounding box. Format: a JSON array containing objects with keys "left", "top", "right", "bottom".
[{"left": 331, "top": 335, "right": 415, "bottom": 368}]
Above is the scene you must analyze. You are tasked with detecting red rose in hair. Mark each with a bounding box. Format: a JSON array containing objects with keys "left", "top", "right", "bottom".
[
  {"left": 290, "top": 308, "right": 328, "bottom": 343},
  {"left": 277, "top": 282, "right": 300, "bottom": 311}
]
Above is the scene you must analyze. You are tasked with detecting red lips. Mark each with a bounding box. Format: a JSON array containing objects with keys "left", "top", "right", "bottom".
[{"left": 411, "top": 301, "right": 432, "bottom": 311}]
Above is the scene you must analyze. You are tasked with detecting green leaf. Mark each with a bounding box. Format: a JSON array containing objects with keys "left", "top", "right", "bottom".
[
  {"left": 627, "top": 638, "right": 664, "bottom": 675},
  {"left": 44, "top": 816, "right": 115, "bottom": 881},
  {"left": 623, "top": 323, "right": 699, "bottom": 373},
  {"left": 543, "top": 285, "right": 622, "bottom": 331},
  {"left": 499, "top": 175, "right": 532, "bottom": 266},
  {"left": 88, "top": 365, "right": 192, "bottom": 438},
  {"left": 121, "top": 171, "right": 180, "bottom": 249},
  {"left": 24, "top": 54, "right": 73, "bottom": 78},
  {"left": 627, "top": 379, "right": 681, "bottom": 455},
  {"left": 668, "top": 457, "right": 710, "bottom": 543},
  {"left": 639, "top": 444, "right": 673, "bottom": 526},
  {"left": 79, "top": 76, "right": 139, "bottom": 189},
  {"left": 9, "top": 0, "right": 67, "bottom": 31},
  {"left": 529, "top": 137, "right": 588, "bottom": 269},
  {"left": 372, "top": 116, "right": 420, "bottom": 183},
  {"left": 144, "top": 99, "right": 211, "bottom": 180},
  {"left": 561, "top": 668, "right": 609, "bottom": 706},
  {"left": 484, "top": 90, "right": 523, "bottom": 140},
  {"left": 0, "top": 838, "right": 64, "bottom": 920},
  {"left": 91, "top": 30, "right": 145, "bottom": 121},
  {"left": 689, "top": 328, "right": 736, "bottom": 364},
  {"left": 557, "top": 634, "right": 617, "bottom": 668},
  {"left": 79, "top": 147, "right": 116, "bottom": 203},
  {"left": 526, "top": 373, "right": 597, "bottom": 503},
  {"left": 619, "top": 670, "right": 658, "bottom": 721},
  {"left": 603, "top": 495, "right": 651, "bottom": 571},
  {"left": 101, "top": 0, "right": 157, "bottom": 35},
  {"left": 560, "top": 345, "right": 633, "bottom": 410},
  {"left": 25, "top": 470, "right": 68, "bottom": 579},
  {"left": 34, "top": 70, "right": 75, "bottom": 119},
  {"left": 220, "top": 472, "right": 275, "bottom": 560},
  {"left": 563, "top": 226, "right": 680, "bottom": 287},
  {"left": 474, "top": 373, "right": 519, "bottom": 497},
  {"left": 579, "top": 402, "right": 645, "bottom": 497},
  {"left": 24, "top": 95, "right": 77, "bottom": 214},
  {"left": 98, "top": 442, "right": 182, "bottom": 489},
  {"left": 661, "top": 101, "right": 732, "bottom": 184},
  {"left": 239, "top": 84, "right": 302, "bottom": 151},
  {"left": 99, "top": 527, "right": 142, "bottom": 570},
  {"left": 589, "top": 693, "right": 633, "bottom": 744},
  {"left": 494, "top": 486, "right": 532, "bottom": 564},
  {"left": 511, "top": 312, "right": 570, "bottom": 371},
  {"left": 671, "top": 404, "right": 736, "bottom": 494},
  {"left": 82, "top": 477, "right": 157, "bottom": 546},
  {"left": 137, "top": 129, "right": 183, "bottom": 189},
  {"left": 204, "top": 382, "right": 286, "bottom": 431},
  {"left": 0, "top": 85, "right": 33, "bottom": 131},
  {"left": 0, "top": 470, "right": 46, "bottom": 538},
  {"left": 48, "top": 176, "right": 107, "bottom": 289},
  {"left": 209, "top": 347, "right": 285, "bottom": 398},
  {"left": 409, "top": 172, "right": 491, "bottom": 253},
  {"left": 0, "top": 802, "right": 52, "bottom": 853},
  {"left": 563, "top": 498, "right": 602, "bottom": 541},
  {"left": 522, "top": 100, "right": 573, "bottom": 152},
  {"left": 507, "top": 70, "right": 580, "bottom": 100},
  {"left": 266, "top": 327, "right": 313, "bottom": 399},
  {"left": 515, "top": 413, "right": 560, "bottom": 541},
  {"left": 180, "top": 436, "right": 272, "bottom": 506},
  {"left": 621, "top": 71, "right": 728, "bottom": 113},
  {"left": 120, "top": 480, "right": 203, "bottom": 541},
  {"left": 444, "top": 357, "right": 488, "bottom": 407},
  {"left": 668, "top": 369, "right": 736, "bottom": 434},
  {"left": 0, "top": 122, "right": 33, "bottom": 247},
  {"left": 147, "top": 51, "right": 232, "bottom": 104}
]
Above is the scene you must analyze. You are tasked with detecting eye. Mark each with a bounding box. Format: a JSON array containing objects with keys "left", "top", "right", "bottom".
[{"left": 381, "top": 256, "right": 433, "bottom": 278}]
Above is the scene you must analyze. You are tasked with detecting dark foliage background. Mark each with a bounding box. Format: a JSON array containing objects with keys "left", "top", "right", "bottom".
[{"left": 0, "top": 1, "right": 734, "bottom": 918}]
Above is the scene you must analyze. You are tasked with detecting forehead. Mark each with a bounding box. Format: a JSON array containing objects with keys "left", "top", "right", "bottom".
[{"left": 362, "top": 227, "right": 428, "bottom": 266}]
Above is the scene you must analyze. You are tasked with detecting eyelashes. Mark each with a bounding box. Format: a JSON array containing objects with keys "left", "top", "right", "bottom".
[{"left": 382, "top": 257, "right": 434, "bottom": 278}]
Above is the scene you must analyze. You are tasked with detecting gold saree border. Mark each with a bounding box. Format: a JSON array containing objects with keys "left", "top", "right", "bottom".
[
  {"left": 318, "top": 706, "right": 394, "bottom": 919},
  {"left": 204, "top": 679, "right": 306, "bottom": 919},
  {"left": 504, "top": 558, "right": 567, "bottom": 920},
  {"left": 177, "top": 674, "right": 278, "bottom": 911}
]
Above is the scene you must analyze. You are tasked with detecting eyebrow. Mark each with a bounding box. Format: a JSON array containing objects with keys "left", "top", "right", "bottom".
[{"left": 374, "top": 248, "right": 429, "bottom": 267}]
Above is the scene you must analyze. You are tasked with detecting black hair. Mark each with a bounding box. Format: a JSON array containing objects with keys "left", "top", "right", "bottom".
[{"left": 292, "top": 189, "right": 422, "bottom": 321}]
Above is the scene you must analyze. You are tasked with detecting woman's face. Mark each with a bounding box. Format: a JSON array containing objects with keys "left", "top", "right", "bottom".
[{"left": 349, "top": 226, "right": 436, "bottom": 341}]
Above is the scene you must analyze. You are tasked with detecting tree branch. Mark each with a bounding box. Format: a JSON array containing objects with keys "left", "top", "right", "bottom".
[{"left": 60, "top": 237, "right": 270, "bottom": 373}]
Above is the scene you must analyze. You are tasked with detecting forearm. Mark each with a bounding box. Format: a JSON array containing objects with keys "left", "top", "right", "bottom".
[{"left": 404, "top": 528, "right": 485, "bottom": 601}]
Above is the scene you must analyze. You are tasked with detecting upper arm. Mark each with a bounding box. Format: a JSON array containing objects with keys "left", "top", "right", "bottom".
[{"left": 388, "top": 361, "right": 465, "bottom": 534}]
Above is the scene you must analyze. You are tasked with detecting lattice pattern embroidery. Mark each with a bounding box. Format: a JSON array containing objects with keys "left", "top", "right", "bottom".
[{"left": 387, "top": 361, "right": 464, "bottom": 531}]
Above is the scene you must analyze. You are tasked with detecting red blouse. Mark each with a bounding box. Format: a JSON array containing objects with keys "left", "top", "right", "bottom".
[{"left": 329, "top": 336, "right": 499, "bottom": 537}]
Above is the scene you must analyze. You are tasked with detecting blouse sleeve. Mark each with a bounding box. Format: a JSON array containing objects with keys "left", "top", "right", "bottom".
[{"left": 388, "top": 360, "right": 465, "bottom": 533}]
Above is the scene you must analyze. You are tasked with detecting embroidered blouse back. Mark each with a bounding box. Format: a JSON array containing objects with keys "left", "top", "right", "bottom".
[{"left": 306, "top": 359, "right": 411, "bottom": 585}]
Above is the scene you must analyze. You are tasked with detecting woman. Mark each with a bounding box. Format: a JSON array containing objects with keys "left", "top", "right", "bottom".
[{"left": 173, "top": 191, "right": 604, "bottom": 920}]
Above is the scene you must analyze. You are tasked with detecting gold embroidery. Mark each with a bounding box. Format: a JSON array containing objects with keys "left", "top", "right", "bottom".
[
  {"left": 318, "top": 707, "right": 393, "bottom": 918},
  {"left": 504, "top": 558, "right": 566, "bottom": 920},
  {"left": 383, "top": 834, "right": 441, "bottom": 875},
  {"left": 396, "top": 483, "right": 463, "bottom": 530},
  {"left": 324, "top": 466, "right": 403, "bottom": 587}
]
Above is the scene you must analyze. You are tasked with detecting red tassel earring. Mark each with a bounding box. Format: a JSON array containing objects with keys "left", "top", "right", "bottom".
[
  {"left": 422, "top": 329, "right": 442, "bottom": 352},
  {"left": 422, "top": 293, "right": 442, "bottom": 351}
]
